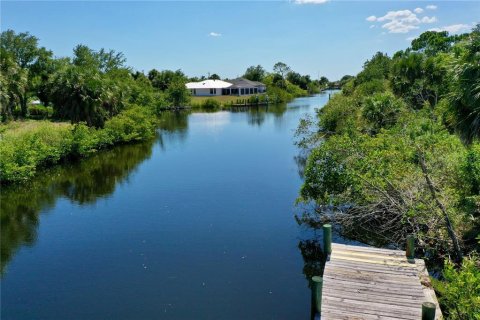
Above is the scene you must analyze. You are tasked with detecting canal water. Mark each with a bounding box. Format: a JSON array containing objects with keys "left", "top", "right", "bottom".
[{"left": 1, "top": 92, "right": 338, "bottom": 319}]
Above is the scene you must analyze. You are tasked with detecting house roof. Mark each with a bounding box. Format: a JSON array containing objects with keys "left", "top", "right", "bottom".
[
  {"left": 226, "top": 78, "right": 266, "bottom": 88},
  {"left": 186, "top": 79, "right": 232, "bottom": 89}
]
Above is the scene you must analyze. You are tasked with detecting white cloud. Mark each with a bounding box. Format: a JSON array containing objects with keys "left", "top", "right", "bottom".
[
  {"left": 370, "top": 25, "right": 376, "bottom": 29},
  {"left": 421, "top": 16, "right": 437, "bottom": 23},
  {"left": 294, "top": 0, "right": 329, "bottom": 4},
  {"left": 414, "top": 8, "right": 424, "bottom": 14},
  {"left": 429, "top": 24, "right": 471, "bottom": 34},
  {"left": 208, "top": 32, "right": 222, "bottom": 37},
  {"left": 406, "top": 36, "right": 417, "bottom": 41},
  {"left": 367, "top": 9, "right": 437, "bottom": 33},
  {"left": 426, "top": 5, "right": 437, "bottom": 10}
]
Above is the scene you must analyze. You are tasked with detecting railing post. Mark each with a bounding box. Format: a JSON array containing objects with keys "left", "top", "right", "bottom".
[
  {"left": 311, "top": 276, "right": 323, "bottom": 315},
  {"left": 406, "top": 234, "right": 415, "bottom": 260},
  {"left": 323, "top": 224, "right": 332, "bottom": 255},
  {"left": 422, "top": 302, "right": 436, "bottom": 320}
]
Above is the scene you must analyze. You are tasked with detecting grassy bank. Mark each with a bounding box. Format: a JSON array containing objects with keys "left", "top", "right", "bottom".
[
  {"left": 190, "top": 95, "right": 257, "bottom": 106},
  {"left": 0, "top": 105, "right": 156, "bottom": 184}
]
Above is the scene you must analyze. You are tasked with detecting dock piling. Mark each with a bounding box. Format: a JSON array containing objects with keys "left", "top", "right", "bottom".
[
  {"left": 422, "top": 302, "right": 436, "bottom": 320},
  {"left": 406, "top": 234, "right": 415, "bottom": 260},
  {"left": 311, "top": 276, "right": 323, "bottom": 315},
  {"left": 323, "top": 224, "right": 332, "bottom": 255}
]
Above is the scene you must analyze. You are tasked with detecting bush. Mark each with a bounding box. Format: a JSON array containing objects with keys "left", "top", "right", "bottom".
[
  {"left": 433, "top": 256, "right": 480, "bottom": 319},
  {"left": 0, "top": 122, "right": 73, "bottom": 182},
  {"left": 71, "top": 123, "right": 102, "bottom": 157},
  {"left": 200, "top": 98, "right": 221, "bottom": 110},
  {"left": 0, "top": 106, "right": 156, "bottom": 184},
  {"left": 104, "top": 105, "right": 156, "bottom": 143},
  {"left": 28, "top": 105, "right": 52, "bottom": 119},
  {"left": 318, "top": 94, "right": 359, "bottom": 134},
  {"left": 362, "top": 92, "right": 405, "bottom": 134}
]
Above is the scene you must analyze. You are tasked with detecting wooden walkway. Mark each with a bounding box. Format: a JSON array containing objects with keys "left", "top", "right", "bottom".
[{"left": 321, "top": 243, "right": 442, "bottom": 320}]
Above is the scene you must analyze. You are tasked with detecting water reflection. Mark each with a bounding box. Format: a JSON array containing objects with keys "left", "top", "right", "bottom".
[
  {"left": 157, "top": 111, "right": 189, "bottom": 149},
  {"left": 1, "top": 140, "right": 154, "bottom": 274},
  {"left": 1, "top": 93, "right": 340, "bottom": 319},
  {"left": 1, "top": 103, "right": 297, "bottom": 276},
  {"left": 230, "top": 103, "right": 289, "bottom": 128},
  {"left": 298, "top": 239, "right": 326, "bottom": 279}
]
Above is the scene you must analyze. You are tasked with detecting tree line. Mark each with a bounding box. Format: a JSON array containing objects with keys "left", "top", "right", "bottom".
[{"left": 1, "top": 29, "right": 336, "bottom": 127}]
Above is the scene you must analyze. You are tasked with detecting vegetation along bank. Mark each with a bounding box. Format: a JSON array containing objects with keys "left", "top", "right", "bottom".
[{"left": 295, "top": 27, "right": 480, "bottom": 318}]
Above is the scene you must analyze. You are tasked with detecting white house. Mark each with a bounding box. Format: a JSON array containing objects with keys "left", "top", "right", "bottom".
[
  {"left": 186, "top": 78, "right": 267, "bottom": 96},
  {"left": 186, "top": 79, "right": 232, "bottom": 96}
]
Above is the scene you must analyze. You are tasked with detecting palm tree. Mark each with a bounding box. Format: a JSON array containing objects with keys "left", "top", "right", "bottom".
[{"left": 447, "top": 27, "right": 480, "bottom": 144}]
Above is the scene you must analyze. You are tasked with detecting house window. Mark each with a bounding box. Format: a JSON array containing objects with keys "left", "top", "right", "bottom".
[
  {"left": 210, "top": 88, "right": 216, "bottom": 95},
  {"left": 241, "top": 89, "right": 244, "bottom": 95}
]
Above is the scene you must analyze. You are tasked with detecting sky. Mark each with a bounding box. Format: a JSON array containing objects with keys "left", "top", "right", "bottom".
[{"left": 1, "top": 1, "right": 479, "bottom": 80}]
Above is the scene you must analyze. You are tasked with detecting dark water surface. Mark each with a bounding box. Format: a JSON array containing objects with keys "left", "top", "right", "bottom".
[{"left": 1, "top": 93, "right": 337, "bottom": 319}]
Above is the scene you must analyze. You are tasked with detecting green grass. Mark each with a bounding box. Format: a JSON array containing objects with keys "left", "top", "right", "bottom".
[
  {"left": 0, "top": 120, "right": 71, "bottom": 136},
  {"left": 190, "top": 94, "right": 262, "bottom": 106}
]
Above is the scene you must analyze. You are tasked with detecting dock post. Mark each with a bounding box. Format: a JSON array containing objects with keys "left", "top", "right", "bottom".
[
  {"left": 422, "top": 302, "right": 436, "bottom": 320},
  {"left": 311, "top": 276, "right": 323, "bottom": 315},
  {"left": 406, "top": 234, "right": 415, "bottom": 260},
  {"left": 323, "top": 224, "right": 332, "bottom": 255}
]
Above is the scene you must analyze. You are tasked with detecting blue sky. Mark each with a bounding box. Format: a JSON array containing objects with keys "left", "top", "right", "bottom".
[{"left": 1, "top": 1, "right": 478, "bottom": 80}]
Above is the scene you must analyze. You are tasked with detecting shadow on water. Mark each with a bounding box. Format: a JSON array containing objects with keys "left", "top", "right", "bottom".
[{"left": 1, "top": 139, "right": 155, "bottom": 275}]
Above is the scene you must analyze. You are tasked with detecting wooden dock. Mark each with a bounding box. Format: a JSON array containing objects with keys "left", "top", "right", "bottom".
[{"left": 319, "top": 243, "right": 442, "bottom": 319}]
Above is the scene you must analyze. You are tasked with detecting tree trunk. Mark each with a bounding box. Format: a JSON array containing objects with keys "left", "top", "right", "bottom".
[
  {"left": 419, "top": 151, "right": 463, "bottom": 262},
  {"left": 20, "top": 94, "right": 28, "bottom": 118}
]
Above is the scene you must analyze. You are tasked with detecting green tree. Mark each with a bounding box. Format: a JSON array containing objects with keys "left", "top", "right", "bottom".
[
  {"left": 243, "top": 65, "right": 266, "bottom": 82},
  {"left": 273, "top": 62, "right": 291, "bottom": 79},
  {"left": 318, "top": 76, "right": 329, "bottom": 87},
  {"left": 0, "top": 49, "right": 27, "bottom": 121},
  {"left": 0, "top": 30, "right": 53, "bottom": 116},
  {"left": 391, "top": 52, "right": 446, "bottom": 108},
  {"left": 411, "top": 31, "right": 453, "bottom": 56},
  {"left": 362, "top": 92, "right": 404, "bottom": 134},
  {"left": 165, "top": 79, "right": 190, "bottom": 107},
  {"left": 445, "top": 25, "right": 480, "bottom": 144},
  {"left": 209, "top": 73, "right": 220, "bottom": 80},
  {"left": 287, "top": 72, "right": 311, "bottom": 90},
  {"left": 148, "top": 69, "right": 186, "bottom": 91},
  {"left": 47, "top": 65, "right": 123, "bottom": 127},
  {"left": 355, "top": 52, "right": 391, "bottom": 85}
]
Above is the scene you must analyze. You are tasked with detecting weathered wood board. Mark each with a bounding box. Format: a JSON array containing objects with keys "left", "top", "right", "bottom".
[{"left": 321, "top": 243, "right": 442, "bottom": 320}]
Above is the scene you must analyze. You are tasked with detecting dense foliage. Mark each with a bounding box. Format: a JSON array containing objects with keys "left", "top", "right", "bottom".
[
  {"left": 432, "top": 256, "right": 480, "bottom": 319},
  {"left": 243, "top": 62, "right": 329, "bottom": 96},
  {"left": 296, "top": 26, "right": 480, "bottom": 318},
  {"left": 0, "top": 30, "right": 190, "bottom": 124},
  {"left": 0, "top": 106, "right": 156, "bottom": 183}
]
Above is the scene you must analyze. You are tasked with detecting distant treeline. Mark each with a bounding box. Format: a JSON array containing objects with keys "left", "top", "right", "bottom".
[{"left": 0, "top": 29, "right": 336, "bottom": 126}]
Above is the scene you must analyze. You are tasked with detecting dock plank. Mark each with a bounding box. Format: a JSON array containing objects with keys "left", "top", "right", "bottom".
[{"left": 321, "top": 243, "right": 442, "bottom": 320}]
